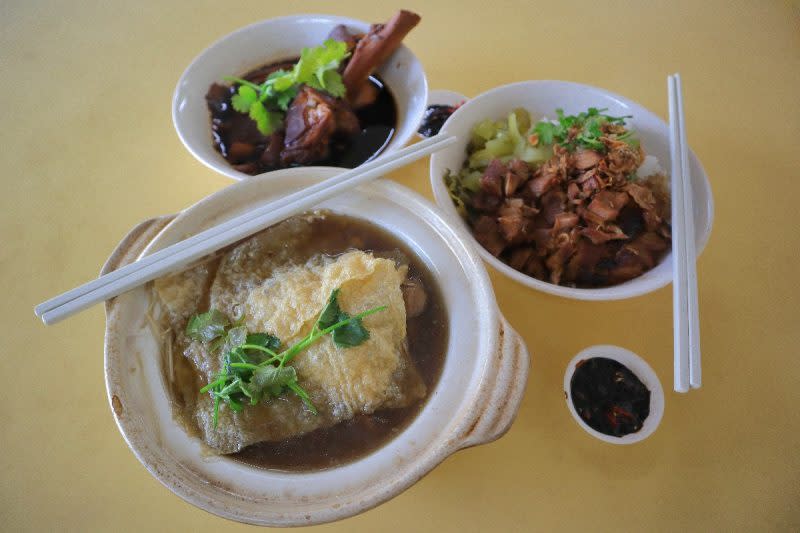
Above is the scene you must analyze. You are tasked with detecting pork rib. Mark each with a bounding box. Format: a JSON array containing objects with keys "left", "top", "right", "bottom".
[{"left": 342, "top": 10, "right": 421, "bottom": 108}]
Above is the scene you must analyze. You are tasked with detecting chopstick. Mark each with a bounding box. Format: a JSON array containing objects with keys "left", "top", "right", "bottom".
[
  {"left": 35, "top": 133, "right": 457, "bottom": 325},
  {"left": 676, "top": 76, "right": 701, "bottom": 389},
  {"left": 668, "top": 73, "right": 701, "bottom": 392}
]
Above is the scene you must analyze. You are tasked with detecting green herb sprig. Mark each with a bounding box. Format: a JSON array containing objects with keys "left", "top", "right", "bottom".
[
  {"left": 187, "top": 288, "right": 385, "bottom": 428},
  {"left": 226, "top": 39, "right": 350, "bottom": 135},
  {"left": 533, "top": 107, "right": 634, "bottom": 153}
]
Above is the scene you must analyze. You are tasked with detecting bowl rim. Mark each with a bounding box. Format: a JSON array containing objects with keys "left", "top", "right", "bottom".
[
  {"left": 563, "top": 344, "right": 665, "bottom": 445},
  {"left": 172, "top": 13, "right": 429, "bottom": 181},
  {"left": 429, "top": 79, "right": 715, "bottom": 301},
  {"left": 103, "top": 167, "right": 528, "bottom": 526}
]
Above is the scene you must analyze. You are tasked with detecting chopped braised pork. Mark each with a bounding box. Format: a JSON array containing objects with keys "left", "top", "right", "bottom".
[
  {"left": 459, "top": 116, "right": 671, "bottom": 287},
  {"left": 280, "top": 87, "right": 360, "bottom": 166}
]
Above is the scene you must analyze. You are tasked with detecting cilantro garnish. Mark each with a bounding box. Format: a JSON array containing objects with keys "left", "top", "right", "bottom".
[
  {"left": 188, "top": 288, "right": 385, "bottom": 428},
  {"left": 533, "top": 107, "right": 633, "bottom": 152},
  {"left": 225, "top": 39, "right": 350, "bottom": 136}
]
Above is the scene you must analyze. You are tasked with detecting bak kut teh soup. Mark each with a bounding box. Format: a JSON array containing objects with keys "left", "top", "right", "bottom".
[
  {"left": 204, "top": 10, "right": 419, "bottom": 175},
  {"left": 152, "top": 212, "right": 448, "bottom": 471}
]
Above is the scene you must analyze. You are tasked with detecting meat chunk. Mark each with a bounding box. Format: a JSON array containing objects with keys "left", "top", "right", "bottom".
[
  {"left": 505, "top": 159, "right": 530, "bottom": 196},
  {"left": 498, "top": 197, "right": 538, "bottom": 219},
  {"left": 497, "top": 198, "right": 538, "bottom": 243},
  {"left": 281, "top": 87, "right": 360, "bottom": 165},
  {"left": 604, "top": 138, "right": 644, "bottom": 178},
  {"left": 552, "top": 212, "right": 579, "bottom": 235},
  {"left": 508, "top": 247, "right": 535, "bottom": 271},
  {"left": 472, "top": 216, "right": 507, "bottom": 257},
  {"left": 625, "top": 182, "right": 663, "bottom": 231},
  {"left": 581, "top": 224, "right": 628, "bottom": 245},
  {"left": 565, "top": 239, "right": 613, "bottom": 284},
  {"left": 498, "top": 214, "right": 530, "bottom": 244},
  {"left": 259, "top": 131, "right": 285, "bottom": 168},
  {"left": 401, "top": 278, "right": 427, "bottom": 318},
  {"left": 540, "top": 190, "right": 567, "bottom": 226},
  {"left": 584, "top": 190, "right": 629, "bottom": 225},
  {"left": 545, "top": 236, "right": 576, "bottom": 285},
  {"left": 616, "top": 232, "right": 668, "bottom": 270},
  {"left": 328, "top": 24, "right": 361, "bottom": 52},
  {"left": 342, "top": 10, "right": 421, "bottom": 108},
  {"left": 572, "top": 149, "right": 603, "bottom": 170},
  {"left": 472, "top": 191, "right": 503, "bottom": 213},
  {"left": 480, "top": 159, "right": 506, "bottom": 198}
]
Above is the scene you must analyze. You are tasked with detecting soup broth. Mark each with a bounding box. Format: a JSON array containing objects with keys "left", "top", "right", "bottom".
[{"left": 158, "top": 213, "right": 448, "bottom": 471}]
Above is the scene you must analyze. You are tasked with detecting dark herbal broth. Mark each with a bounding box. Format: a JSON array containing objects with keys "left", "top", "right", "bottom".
[
  {"left": 570, "top": 357, "right": 650, "bottom": 437},
  {"left": 208, "top": 57, "right": 397, "bottom": 175},
  {"left": 166, "top": 213, "right": 448, "bottom": 471}
]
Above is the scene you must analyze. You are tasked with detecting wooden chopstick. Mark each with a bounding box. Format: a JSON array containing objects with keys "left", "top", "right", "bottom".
[
  {"left": 668, "top": 73, "right": 701, "bottom": 392},
  {"left": 35, "top": 134, "right": 457, "bottom": 325}
]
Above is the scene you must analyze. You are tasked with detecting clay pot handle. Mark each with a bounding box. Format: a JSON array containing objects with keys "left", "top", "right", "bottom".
[
  {"left": 456, "top": 315, "right": 530, "bottom": 449},
  {"left": 100, "top": 215, "right": 176, "bottom": 313}
]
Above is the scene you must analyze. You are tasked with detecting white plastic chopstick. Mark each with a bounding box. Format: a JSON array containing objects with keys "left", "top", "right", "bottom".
[
  {"left": 35, "top": 133, "right": 457, "bottom": 325},
  {"left": 675, "top": 74, "right": 702, "bottom": 389},
  {"left": 668, "top": 73, "right": 701, "bottom": 392},
  {"left": 34, "top": 133, "right": 451, "bottom": 319}
]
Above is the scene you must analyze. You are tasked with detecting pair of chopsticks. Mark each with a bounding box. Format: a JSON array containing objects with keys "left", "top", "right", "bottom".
[
  {"left": 34, "top": 133, "right": 457, "bottom": 325},
  {"left": 668, "top": 73, "right": 701, "bottom": 392}
]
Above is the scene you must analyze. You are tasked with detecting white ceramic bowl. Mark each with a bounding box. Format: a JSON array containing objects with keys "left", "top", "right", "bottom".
[
  {"left": 564, "top": 345, "right": 664, "bottom": 445},
  {"left": 430, "top": 80, "right": 715, "bottom": 300},
  {"left": 173, "top": 15, "right": 428, "bottom": 181},
  {"left": 103, "top": 168, "right": 529, "bottom": 526}
]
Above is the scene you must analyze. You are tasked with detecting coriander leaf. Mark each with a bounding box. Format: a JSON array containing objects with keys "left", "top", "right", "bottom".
[
  {"left": 248, "top": 102, "right": 281, "bottom": 135},
  {"left": 227, "top": 395, "right": 244, "bottom": 412},
  {"left": 331, "top": 313, "right": 370, "bottom": 347},
  {"left": 291, "top": 39, "right": 349, "bottom": 92},
  {"left": 224, "top": 348, "right": 251, "bottom": 378},
  {"left": 186, "top": 309, "right": 230, "bottom": 343},
  {"left": 321, "top": 70, "right": 346, "bottom": 98},
  {"left": 245, "top": 333, "right": 281, "bottom": 352},
  {"left": 534, "top": 121, "right": 556, "bottom": 146},
  {"left": 316, "top": 39, "right": 349, "bottom": 71},
  {"left": 270, "top": 71, "right": 295, "bottom": 92},
  {"left": 220, "top": 325, "right": 248, "bottom": 357},
  {"left": 250, "top": 365, "right": 297, "bottom": 399},
  {"left": 231, "top": 85, "right": 258, "bottom": 113},
  {"left": 287, "top": 380, "right": 318, "bottom": 415},
  {"left": 274, "top": 86, "right": 298, "bottom": 111},
  {"left": 317, "top": 288, "right": 342, "bottom": 330},
  {"left": 293, "top": 46, "right": 316, "bottom": 86},
  {"left": 315, "top": 288, "right": 374, "bottom": 346},
  {"left": 225, "top": 40, "right": 349, "bottom": 135}
]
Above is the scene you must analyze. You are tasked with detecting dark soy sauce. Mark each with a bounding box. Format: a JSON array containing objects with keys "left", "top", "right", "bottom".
[{"left": 570, "top": 357, "right": 650, "bottom": 437}]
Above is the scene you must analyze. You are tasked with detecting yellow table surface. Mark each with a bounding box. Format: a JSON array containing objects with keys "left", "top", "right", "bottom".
[{"left": 3, "top": 1, "right": 799, "bottom": 531}]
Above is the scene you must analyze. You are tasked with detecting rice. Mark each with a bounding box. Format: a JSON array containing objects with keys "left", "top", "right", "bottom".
[{"left": 637, "top": 154, "right": 664, "bottom": 178}]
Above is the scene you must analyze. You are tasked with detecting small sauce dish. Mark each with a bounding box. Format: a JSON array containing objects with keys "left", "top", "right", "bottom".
[{"left": 564, "top": 345, "right": 664, "bottom": 444}]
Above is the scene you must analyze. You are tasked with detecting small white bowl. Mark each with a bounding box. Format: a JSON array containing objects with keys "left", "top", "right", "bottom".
[
  {"left": 564, "top": 345, "right": 664, "bottom": 445},
  {"left": 429, "top": 80, "right": 715, "bottom": 300},
  {"left": 103, "top": 168, "right": 529, "bottom": 526},
  {"left": 173, "top": 14, "right": 428, "bottom": 180}
]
